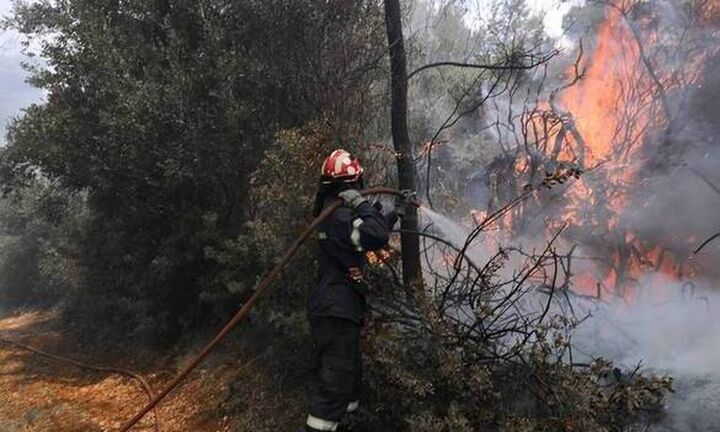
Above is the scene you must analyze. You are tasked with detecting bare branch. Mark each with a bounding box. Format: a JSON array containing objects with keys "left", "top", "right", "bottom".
[
  {"left": 690, "top": 231, "right": 720, "bottom": 259},
  {"left": 407, "top": 49, "right": 560, "bottom": 81}
]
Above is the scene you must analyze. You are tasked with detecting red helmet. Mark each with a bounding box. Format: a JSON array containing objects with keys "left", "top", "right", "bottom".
[{"left": 320, "top": 149, "right": 364, "bottom": 184}]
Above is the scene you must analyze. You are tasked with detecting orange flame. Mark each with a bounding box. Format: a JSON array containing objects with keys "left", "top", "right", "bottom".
[
  {"left": 562, "top": 7, "right": 653, "bottom": 166},
  {"left": 556, "top": 6, "right": 694, "bottom": 297}
]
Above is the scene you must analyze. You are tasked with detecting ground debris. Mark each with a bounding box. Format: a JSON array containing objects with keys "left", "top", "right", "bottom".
[{"left": 0, "top": 311, "right": 230, "bottom": 432}]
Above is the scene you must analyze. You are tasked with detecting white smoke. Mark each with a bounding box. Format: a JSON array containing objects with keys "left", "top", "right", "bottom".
[
  {"left": 407, "top": 1, "right": 720, "bottom": 429},
  {"left": 420, "top": 205, "right": 720, "bottom": 430},
  {"left": 574, "top": 275, "right": 720, "bottom": 431}
]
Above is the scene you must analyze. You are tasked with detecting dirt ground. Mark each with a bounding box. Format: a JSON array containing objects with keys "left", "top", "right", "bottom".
[{"left": 0, "top": 310, "right": 261, "bottom": 432}]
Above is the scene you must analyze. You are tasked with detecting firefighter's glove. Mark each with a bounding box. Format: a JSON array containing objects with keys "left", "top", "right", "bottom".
[{"left": 339, "top": 189, "right": 367, "bottom": 209}]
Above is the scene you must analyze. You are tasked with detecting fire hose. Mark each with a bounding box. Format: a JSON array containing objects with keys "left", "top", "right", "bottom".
[{"left": 120, "top": 187, "right": 410, "bottom": 431}]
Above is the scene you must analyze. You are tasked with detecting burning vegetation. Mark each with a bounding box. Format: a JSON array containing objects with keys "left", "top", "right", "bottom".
[
  {"left": 372, "top": 0, "right": 720, "bottom": 429},
  {"left": 424, "top": 0, "right": 720, "bottom": 300},
  {"left": 0, "top": 0, "right": 719, "bottom": 431}
]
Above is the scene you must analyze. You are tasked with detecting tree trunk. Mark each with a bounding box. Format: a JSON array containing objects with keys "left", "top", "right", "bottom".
[{"left": 384, "top": 0, "right": 422, "bottom": 288}]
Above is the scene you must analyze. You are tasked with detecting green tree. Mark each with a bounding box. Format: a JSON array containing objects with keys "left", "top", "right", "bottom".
[
  {"left": 0, "top": 179, "right": 85, "bottom": 307},
  {"left": 2, "top": 0, "right": 386, "bottom": 342}
]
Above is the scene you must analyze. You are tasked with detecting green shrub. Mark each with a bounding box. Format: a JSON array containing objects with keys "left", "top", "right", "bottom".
[{"left": 0, "top": 181, "right": 84, "bottom": 308}]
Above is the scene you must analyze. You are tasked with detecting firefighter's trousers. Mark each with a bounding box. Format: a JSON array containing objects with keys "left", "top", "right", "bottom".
[{"left": 307, "top": 316, "right": 361, "bottom": 429}]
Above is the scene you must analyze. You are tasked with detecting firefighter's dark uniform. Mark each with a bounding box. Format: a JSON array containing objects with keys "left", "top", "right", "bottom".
[{"left": 306, "top": 196, "right": 393, "bottom": 431}]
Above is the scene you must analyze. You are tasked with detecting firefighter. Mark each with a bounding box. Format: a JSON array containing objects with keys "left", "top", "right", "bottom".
[{"left": 301, "top": 149, "right": 397, "bottom": 432}]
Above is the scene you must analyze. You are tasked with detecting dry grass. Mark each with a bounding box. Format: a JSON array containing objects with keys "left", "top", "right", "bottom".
[{"left": 0, "top": 310, "right": 305, "bottom": 431}]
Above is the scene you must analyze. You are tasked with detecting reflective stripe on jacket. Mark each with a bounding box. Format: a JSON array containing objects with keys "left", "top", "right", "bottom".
[{"left": 308, "top": 199, "right": 392, "bottom": 323}]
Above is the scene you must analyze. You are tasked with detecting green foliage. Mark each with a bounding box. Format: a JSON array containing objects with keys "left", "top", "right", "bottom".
[
  {"left": 360, "top": 309, "right": 672, "bottom": 431},
  {"left": 225, "top": 121, "right": 338, "bottom": 317},
  {"left": 1, "top": 0, "right": 385, "bottom": 342},
  {"left": 0, "top": 180, "right": 85, "bottom": 307},
  {"left": 406, "top": 0, "right": 554, "bottom": 214}
]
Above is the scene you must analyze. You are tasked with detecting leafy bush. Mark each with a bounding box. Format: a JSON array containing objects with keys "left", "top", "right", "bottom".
[
  {"left": 0, "top": 180, "right": 85, "bottom": 307},
  {"left": 1, "top": 0, "right": 386, "bottom": 343}
]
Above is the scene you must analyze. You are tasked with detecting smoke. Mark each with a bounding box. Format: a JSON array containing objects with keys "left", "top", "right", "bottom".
[
  {"left": 573, "top": 275, "right": 720, "bottom": 431},
  {"left": 611, "top": 0, "right": 720, "bottom": 273},
  {"left": 575, "top": 277, "right": 720, "bottom": 375},
  {"left": 404, "top": 0, "right": 558, "bottom": 213},
  {"left": 421, "top": 203, "right": 720, "bottom": 430},
  {"left": 406, "top": 1, "right": 720, "bottom": 427},
  {"left": 419, "top": 206, "right": 472, "bottom": 249},
  {"left": 606, "top": 27, "right": 720, "bottom": 381}
]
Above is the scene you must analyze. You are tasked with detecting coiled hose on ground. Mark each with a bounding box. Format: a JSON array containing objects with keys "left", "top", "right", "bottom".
[{"left": 120, "top": 187, "right": 408, "bottom": 431}]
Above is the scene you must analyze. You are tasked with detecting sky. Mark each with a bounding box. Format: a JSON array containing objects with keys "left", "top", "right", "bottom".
[
  {"left": 530, "top": 0, "right": 577, "bottom": 38},
  {"left": 465, "top": 0, "right": 579, "bottom": 38},
  {"left": 0, "top": 0, "right": 574, "bottom": 144},
  {"left": 0, "top": 0, "right": 44, "bottom": 143}
]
